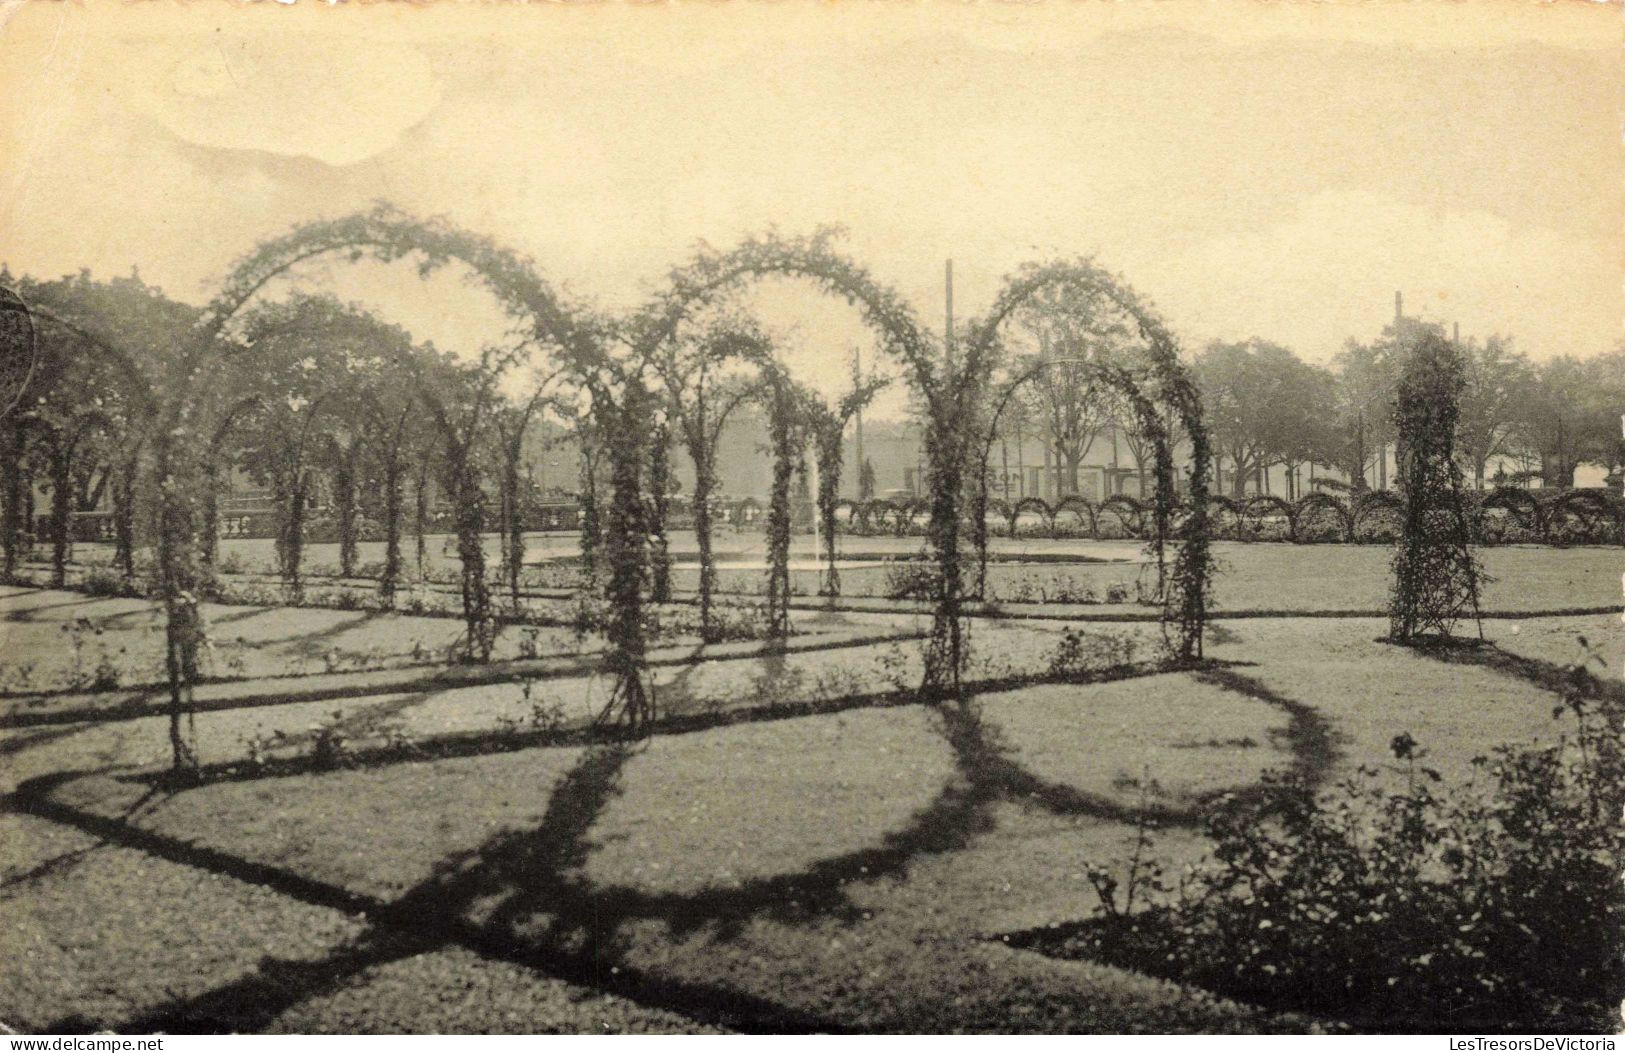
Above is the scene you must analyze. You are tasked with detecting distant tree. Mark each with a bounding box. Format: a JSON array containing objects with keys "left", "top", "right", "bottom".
[
  {"left": 1517, "top": 355, "right": 1607, "bottom": 488},
  {"left": 1454, "top": 334, "right": 1535, "bottom": 490},
  {"left": 1583, "top": 346, "right": 1625, "bottom": 482},
  {"left": 1195, "top": 339, "right": 1322, "bottom": 498},
  {"left": 1331, "top": 330, "right": 1404, "bottom": 491},
  {"left": 858, "top": 456, "right": 877, "bottom": 500},
  {"left": 1011, "top": 285, "right": 1127, "bottom": 497}
]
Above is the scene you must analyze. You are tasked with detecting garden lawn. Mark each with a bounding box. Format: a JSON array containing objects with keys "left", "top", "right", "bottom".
[
  {"left": 0, "top": 805, "right": 721, "bottom": 1033},
  {"left": 15, "top": 701, "right": 1297, "bottom": 1033},
  {"left": 7, "top": 609, "right": 1594, "bottom": 1033},
  {"left": 85, "top": 535, "right": 1621, "bottom": 615}
]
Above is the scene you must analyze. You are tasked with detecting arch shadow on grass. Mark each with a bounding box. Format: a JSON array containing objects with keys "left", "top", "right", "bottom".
[{"left": 12, "top": 659, "right": 1332, "bottom": 1034}]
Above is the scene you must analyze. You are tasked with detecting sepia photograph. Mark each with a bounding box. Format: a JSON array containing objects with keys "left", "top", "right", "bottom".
[{"left": 0, "top": 0, "right": 1621, "bottom": 1037}]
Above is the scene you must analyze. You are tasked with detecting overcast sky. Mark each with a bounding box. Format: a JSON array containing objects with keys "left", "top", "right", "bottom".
[{"left": 1, "top": 0, "right": 1618, "bottom": 419}]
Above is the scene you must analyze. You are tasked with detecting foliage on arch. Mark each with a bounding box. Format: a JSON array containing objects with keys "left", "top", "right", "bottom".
[
  {"left": 1052, "top": 495, "right": 1098, "bottom": 538},
  {"left": 646, "top": 231, "right": 985, "bottom": 694},
  {"left": 146, "top": 205, "right": 620, "bottom": 771},
  {"left": 1473, "top": 486, "right": 1546, "bottom": 544},
  {"left": 1353, "top": 489, "right": 1406, "bottom": 542},
  {"left": 1293, "top": 491, "right": 1354, "bottom": 543},
  {"left": 2, "top": 297, "right": 163, "bottom": 582},
  {"left": 1540, "top": 488, "right": 1623, "bottom": 546},
  {"left": 1239, "top": 494, "right": 1296, "bottom": 542},
  {"left": 965, "top": 259, "right": 1212, "bottom": 662}
]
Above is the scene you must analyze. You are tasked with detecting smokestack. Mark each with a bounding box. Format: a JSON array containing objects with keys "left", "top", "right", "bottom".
[{"left": 1394, "top": 291, "right": 1403, "bottom": 322}]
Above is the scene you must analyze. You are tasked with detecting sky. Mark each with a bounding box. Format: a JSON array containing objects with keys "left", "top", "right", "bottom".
[{"left": 1, "top": 0, "right": 1619, "bottom": 420}]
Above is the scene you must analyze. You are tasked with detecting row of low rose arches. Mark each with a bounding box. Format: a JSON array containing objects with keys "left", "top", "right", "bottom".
[
  {"left": 818, "top": 486, "right": 1623, "bottom": 546},
  {"left": 37, "top": 485, "right": 1622, "bottom": 550}
]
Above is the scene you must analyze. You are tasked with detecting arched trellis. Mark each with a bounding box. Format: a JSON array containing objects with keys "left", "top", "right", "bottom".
[
  {"left": 128, "top": 205, "right": 619, "bottom": 771},
  {"left": 1239, "top": 494, "right": 1296, "bottom": 542},
  {"left": 1099, "top": 493, "right": 1150, "bottom": 540},
  {"left": 1474, "top": 486, "right": 1546, "bottom": 544},
  {"left": 1052, "top": 494, "right": 1098, "bottom": 539},
  {"left": 971, "top": 357, "right": 1175, "bottom": 629},
  {"left": 654, "top": 326, "right": 770, "bottom": 635},
  {"left": 1010, "top": 496, "right": 1054, "bottom": 538},
  {"left": 4, "top": 306, "right": 161, "bottom": 578},
  {"left": 1541, "top": 488, "right": 1623, "bottom": 546},
  {"left": 1352, "top": 489, "right": 1406, "bottom": 540},
  {"left": 13, "top": 409, "right": 115, "bottom": 586},
  {"left": 963, "top": 260, "right": 1213, "bottom": 663},
  {"left": 896, "top": 497, "right": 930, "bottom": 537},
  {"left": 639, "top": 231, "right": 984, "bottom": 694},
  {"left": 1293, "top": 491, "right": 1354, "bottom": 543}
]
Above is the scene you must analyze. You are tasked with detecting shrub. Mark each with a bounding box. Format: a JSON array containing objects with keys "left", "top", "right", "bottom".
[
  {"left": 79, "top": 565, "right": 143, "bottom": 599},
  {"left": 883, "top": 559, "right": 937, "bottom": 601},
  {"left": 1046, "top": 627, "right": 1138, "bottom": 677},
  {"left": 495, "top": 678, "right": 568, "bottom": 734},
  {"left": 1067, "top": 640, "right": 1623, "bottom": 1030}
]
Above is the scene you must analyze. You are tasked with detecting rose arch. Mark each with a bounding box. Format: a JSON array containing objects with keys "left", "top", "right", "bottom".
[
  {"left": 148, "top": 205, "right": 609, "bottom": 771},
  {"left": 962, "top": 260, "right": 1214, "bottom": 662}
]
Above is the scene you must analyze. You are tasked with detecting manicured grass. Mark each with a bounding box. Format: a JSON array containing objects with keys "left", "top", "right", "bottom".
[
  {"left": 19, "top": 703, "right": 1290, "bottom": 1033},
  {"left": 0, "top": 586, "right": 593, "bottom": 693},
  {"left": 981, "top": 676, "right": 1287, "bottom": 805},
  {"left": 1, "top": 535, "right": 1612, "bottom": 1033},
  {"left": 75, "top": 532, "right": 1618, "bottom": 615},
  {"left": 8, "top": 612, "right": 1591, "bottom": 1033}
]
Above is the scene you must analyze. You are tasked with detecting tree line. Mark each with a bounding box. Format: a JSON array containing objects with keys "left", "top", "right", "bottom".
[{"left": 987, "top": 301, "right": 1622, "bottom": 501}]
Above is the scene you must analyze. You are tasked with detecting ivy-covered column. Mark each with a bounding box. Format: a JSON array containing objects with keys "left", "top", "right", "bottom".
[
  {"left": 334, "top": 439, "right": 361, "bottom": 579},
  {"left": 920, "top": 394, "right": 970, "bottom": 701},
  {"left": 1387, "top": 330, "right": 1483, "bottom": 644},
  {"left": 413, "top": 461, "right": 429, "bottom": 582},
  {"left": 599, "top": 384, "right": 653, "bottom": 728},
  {"left": 764, "top": 377, "right": 803, "bottom": 640},
  {"left": 152, "top": 416, "right": 205, "bottom": 775},
  {"left": 198, "top": 456, "right": 221, "bottom": 572},
  {"left": 577, "top": 428, "right": 603, "bottom": 588},
  {"left": 2, "top": 420, "right": 25, "bottom": 578},
  {"left": 448, "top": 446, "right": 495, "bottom": 662},
  {"left": 647, "top": 417, "right": 673, "bottom": 605},
  {"left": 47, "top": 436, "right": 71, "bottom": 588},
  {"left": 378, "top": 453, "right": 404, "bottom": 608}
]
